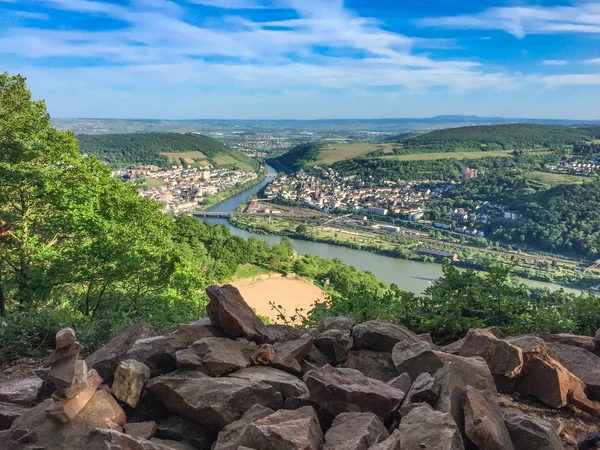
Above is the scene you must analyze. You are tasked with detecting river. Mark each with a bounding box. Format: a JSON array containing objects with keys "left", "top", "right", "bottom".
[{"left": 203, "top": 166, "right": 580, "bottom": 295}]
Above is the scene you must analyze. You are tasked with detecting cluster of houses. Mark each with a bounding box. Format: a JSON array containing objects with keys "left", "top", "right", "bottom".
[
  {"left": 545, "top": 157, "right": 600, "bottom": 177},
  {"left": 115, "top": 165, "right": 258, "bottom": 213},
  {"left": 264, "top": 168, "right": 453, "bottom": 218}
]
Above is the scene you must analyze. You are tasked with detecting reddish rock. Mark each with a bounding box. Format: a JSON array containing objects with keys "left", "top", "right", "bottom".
[
  {"left": 175, "top": 337, "right": 251, "bottom": 376},
  {"left": 55, "top": 328, "right": 76, "bottom": 349},
  {"left": 46, "top": 369, "right": 103, "bottom": 424},
  {"left": 391, "top": 339, "right": 443, "bottom": 380},
  {"left": 459, "top": 328, "right": 523, "bottom": 378},
  {"left": 352, "top": 320, "right": 420, "bottom": 352},
  {"left": 388, "top": 373, "right": 412, "bottom": 394},
  {"left": 539, "top": 333, "right": 597, "bottom": 354},
  {"left": 206, "top": 284, "right": 270, "bottom": 344},
  {"left": 462, "top": 386, "right": 514, "bottom": 450},
  {"left": 546, "top": 341, "right": 600, "bottom": 400},
  {"left": 304, "top": 365, "right": 405, "bottom": 420},
  {"left": 345, "top": 350, "right": 398, "bottom": 382},
  {"left": 502, "top": 408, "right": 563, "bottom": 450},
  {"left": 86, "top": 321, "right": 156, "bottom": 383},
  {"left": 124, "top": 421, "right": 157, "bottom": 440},
  {"left": 251, "top": 344, "right": 275, "bottom": 365},
  {"left": 323, "top": 412, "right": 389, "bottom": 450},
  {"left": 213, "top": 404, "right": 274, "bottom": 450},
  {"left": 315, "top": 329, "right": 352, "bottom": 365},
  {"left": 367, "top": 429, "right": 401, "bottom": 450},
  {"left": 228, "top": 366, "right": 309, "bottom": 399},
  {"left": 398, "top": 405, "right": 464, "bottom": 450},
  {"left": 405, "top": 372, "right": 440, "bottom": 405},
  {"left": 272, "top": 337, "right": 314, "bottom": 374}
]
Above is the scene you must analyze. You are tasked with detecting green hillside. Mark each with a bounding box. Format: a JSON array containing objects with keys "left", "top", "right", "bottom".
[
  {"left": 78, "top": 133, "right": 258, "bottom": 171},
  {"left": 398, "top": 124, "right": 591, "bottom": 153}
]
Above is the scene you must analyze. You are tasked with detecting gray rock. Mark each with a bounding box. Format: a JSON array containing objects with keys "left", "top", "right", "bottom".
[
  {"left": 315, "top": 328, "right": 352, "bottom": 365},
  {"left": 367, "top": 429, "right": 401, "bottom": 450},
  {"left": 175, "top": 337, "right": 251, "bottom": 376},
  {"left": 323, "top": 412, "right": 389, "bottom": 450},
  {"left": 352, "top": 320, "right": 419, "bottom": 352},
  {"left": 0, "top": 402, "right": 28, "bottom": 430},
  {"left": 272, "top": 337, "right": 314, "bottom": 374},
  {"left": 0, "top": 378, "right": 43, "bottom": 406},
  {"left": 387, "top": 373, "right": 412, "bottom": 394},
  {"left": 213, "top": 404, "right": 274, "bottom": 450},
  {"left": 391, "top": 339, "right": 443, "bottom": 380},
  {"left": 345, "top": 350, "right": 398, "bottom": 382},
  {"left": 399, "top": 405, "right": 464, "bottom": 450},
  {"left": 502, "top": 408, "right": 563, "bottom": 450},
  {"left": 406, "top": 372, "right": 440, "bottom": 405},
  {"left": 546, "top": 341, "right": 600, "bottom": 400}
]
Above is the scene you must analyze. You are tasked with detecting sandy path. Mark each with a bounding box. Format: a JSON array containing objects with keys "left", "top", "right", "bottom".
[{"left": 234, "top": 276, "right": 327, "bottom": 324}]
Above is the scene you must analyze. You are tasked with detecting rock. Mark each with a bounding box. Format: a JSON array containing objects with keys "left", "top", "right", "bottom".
[
  {"left": 0, "top": 402, "right": 28, "bottom": 430},
  {"left": 264, "top": 324, "right": 307, "bottom": 343},
  {"left": 126, "top": 324, "right": 213, "bottom": 377},
  {"left": 0, "top": 378, "right": 43, "bottom": 406},
  {"left": 251, "top": 344, "right": 275, "bottom": 365},
  {"left": 546, "top": 341, "right": 600, "bottom": 400},
  {"left": 55, "top": 328, "right": 76, "bottom": 349},
  {"left": 398, "top": 405, "right": 464, "bottom": 450},
  {"left": 433, "top": 352, "right": 496, "bottom": 434},
  {"left": 272, "top": 337, "right": 314, "bottom": 374},
  {"left": 315, "top": 329, "right": 352, "bottom": 365},
  {"left": 367, "top": 429, "right": 401, "bottom": 450},
  {"left": 46, "top": 369, "right": 103, "bottom": 424},
  {"left": 47, "top": 341, "right": 83, "bottom": 389},
  {"left": 129, "top": 391, "right": 171, "bottom": 423},
  {"left": 323, "top": 412, "right": 389, "bottom": 450},
  {"left": 459, "top": 328, "right": 523, "bottom": 378},
  {"left": 502, "top": 408, "right": 563, "bottom": 450},
  {"left": 229, "top": 366, "right": 309, "bottom": 399},
  {"left": 400, "top": 401, "right": 433, "bottom": 418},
  {"left": 317, "top": 316, "right": 356, "bottom": 332},
  {"left": 539, "top": 333, "right": 597, "bottom": 354},
  {"left": 462, "top": 386, "right": 514, "bottom": 450},
  {"left": 352, "top": 320, "right": 420, "bottom": 352},
  {"left": 406, "top": 372, "right": 440, "bottom": 405},
  {"left": 206, "top": 284, "right": 269, "bottom": 344},
  {"left": 59, "top": 360, "right": 89, "bottom": 398},
  {"left": 111, "top": 359, "right": 151, "bottom": 407},
  {"left": 304, "top": 365, "right": 405, "bottom": 420},
  {"left": 304, "top": 346, "right": 331, "bottom": 370},
  {"left": 388, "top": 373, "right": 412, "bottom": 394},
  {"left": 595, "top": 329, "right": 600, "bottom": 354},
  {"left": 441, "top": 338, "right": 464, "bottom": 355},
  {"left": 8, "top": 391, "right": 126, "bottom": 450},
  {"left": 508, "top": 336, "right": 587, "bottom": 408},
  {"left": 345, "top": 350, "right": 398, "bottom": 382},
  {"left": 175, "top": 337, "right": 251, "bottom": 376},
  {"left": 418, "top": 333, "right": 435, "bottom": 347},
  {"left": 213, "top": 404, "right": 274, "bottom": 450},
  {"left": 146, "top": 370, "right": 283, "bottom": 430},
  {"left": 155, "top": 415, "right": 216, "bottom": 449},
  {"left": 124, "top": 421, "right": 157, "bottom": 440},
  {"left": 86, "top": 321, "right": 156, "bottom": 383},
  {"left": 391, "top": 339, "right": 443, "bottom": 380},
  {"left": 236, "top": 406, "right": 324, "bottom": 450},
  {"left": 87, "top": 428, "right": 197, "bottom": 450}
]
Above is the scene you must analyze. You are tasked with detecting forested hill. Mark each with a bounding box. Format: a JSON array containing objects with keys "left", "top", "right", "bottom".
[
  {"left": 398, "top": 124, "right": 592, "bottom": 152},
  {"left": 77, "top": 133, "right": 258, "bottom": 171},
  {"left": 270, "top": 143, "right": 322, "bottom": 172}
]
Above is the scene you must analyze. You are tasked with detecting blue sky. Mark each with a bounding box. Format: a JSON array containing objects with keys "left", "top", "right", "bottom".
[{"left": 1, "top": 0, "right": 600, "bottom": 119}]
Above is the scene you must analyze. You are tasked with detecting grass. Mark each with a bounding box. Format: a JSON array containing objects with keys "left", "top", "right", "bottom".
[
  {"left": 524, "top": 171, "right": 589, "bottom": 187},
  {"left": 144, "top": 177, "right": 167, "bottom": 188},
  {"left": 314, "top": 143, "right": 398, "bottom": 165},
  {"left": 161, "top": 151, "right": 207, "bottom": 164},
  {"left": 232, "top": 263, "right": 268, "bottom": 280},
  {"left": 380, "top": 150, "right": 517, "bottom": 161}
]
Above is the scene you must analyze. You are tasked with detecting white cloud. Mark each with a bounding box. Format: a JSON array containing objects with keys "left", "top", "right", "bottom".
[
  {"left": 186, "top": 0, "right": 267, "bottom": 8},
  {"left": 417, "top": 4, "right": 600, "bottom": 39},
  {"left": 542, "top": 60, "right": 568, "bottom": 66},
  {"left": 584, "top": 58, "right": 600, "bottom": 65}
]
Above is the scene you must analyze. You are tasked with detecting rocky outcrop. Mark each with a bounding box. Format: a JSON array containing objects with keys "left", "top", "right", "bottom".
[
  {"left": 304, "top": 365, "right": 405, "bottom": 420},
  {"left": 323, "top": 412, "right": 388, "bottom": 450},
  {"left": 206, "top": 284, "right": 270, "bottom": 344}
]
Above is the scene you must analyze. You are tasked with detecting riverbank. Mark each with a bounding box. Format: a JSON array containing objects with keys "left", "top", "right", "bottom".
[
  {"left": 230, "top": 214, "right": 597, "bottom": 291},
  {"left": 195, "top": 169, "right": 267, "bottom": 212},
  {"left": 231, "top": 273, "right": 327, "bottom": 323}
]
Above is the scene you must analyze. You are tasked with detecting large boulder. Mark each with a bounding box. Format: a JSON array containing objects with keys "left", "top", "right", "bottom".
[
  {"left": 433, "top": 352, "right": 496, "bottom": 434},
  {"left": 317, "top": 317, "right": 356, "bottom": 332},
  {"left": 175, "top": 337, "right": 251, "bottom": 376},
  {"left": 0, "top": 378, "right": 43, "bottom": 406},
  {"left": 86, "top": 321, "right": 156, "bottom": 383},
  {"left": 315, "top": 329, "right": 352, "bottom": 365},
  {"left": 546, "top": 341, "right": 600, "bottom": 400},
  {"left": 323, "top": 412, "right": 388, "bottom": 450},
  {"left": 304, "top": 365, "right": 405, "bottom": 420},
  {"left": 459, "top": 329, "right": 523, "bottom": 378},
  {"left": 539, "top": 332, "right": 597, "bottom": 354},
  {"left": 111, "top": 359, "right": 151, "bottom": 408},
  {"left": 126, "top": 324, "right": 213, "bottom": 377},
  {"left": 391, "top": 339, "right": 443, "bottom": 380},
  {"left": 398, "top": 405, "right": 464, "bottom": 450},
  {"left": 228, "top": 366, "right": 309, "bottom": 399},
  {"left": 87, "top": 428, "right": 196, "bottom": 450},
  {"left": 206, "top": 284, "right": 270, "bottom": 344},
  {"left": 405, "top": 372, "right": 440, "bottom": 406},
  {"left": 508, "top": 336, "right": 587, "bottom": 408},
  {"left": 213, "top": 404, "right": 274, "bottom": 450},
  {"left": 462, "top": 386, "right": 514, "bottom": 450},
  {"left": 46, "top": 369, "right": 103, "bottom": 424},
  {"left": 235, "top": 406, "right": 324, "bottom": 450},
  {"left": 272, "top": 337, "right": 314, "bottom": 374},
  {"left": 352, "top": 320, "right": 421, "bottom": 352},
  {"left": 367, "top": 430, "right": 401, "bottom": 450},
  {"left": 146, "top": 370, "right": 283, "bottom": 430},
  {"left": 155, "top": 415, "right": 216, "bottom": 449},
  {"left": 501, "top": 408, "right": 563, "bottom": 450},
  {"left": 388, "top": 373, "right": 412, "bottom": 394},
  {"left": 345, "top": 350, "right": 398, "bottom": 382},
  {"left": 0, "top": 403, "right": 28, "bottom": 431}
]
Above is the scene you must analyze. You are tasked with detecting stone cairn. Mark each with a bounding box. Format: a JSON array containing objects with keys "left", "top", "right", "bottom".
[{"left": 1, "top": 283, "right": 600, "bottom": 449}]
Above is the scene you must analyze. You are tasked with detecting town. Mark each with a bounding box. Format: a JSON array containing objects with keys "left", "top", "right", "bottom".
[{"left": 113, "top": 165, "right": 260, "bottom": 212}]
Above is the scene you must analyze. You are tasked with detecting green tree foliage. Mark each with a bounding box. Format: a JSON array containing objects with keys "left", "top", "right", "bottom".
[
  {"left": 270, "top": 143, "right": 322, "bottom": 172},
  {"left": 78, "top": 132, "right": 258, "bottom": 170}
]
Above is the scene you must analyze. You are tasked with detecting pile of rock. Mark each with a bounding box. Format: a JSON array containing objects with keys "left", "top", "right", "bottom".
[{"left": 1, "top": 283, "right": 600, "bottom": 449}]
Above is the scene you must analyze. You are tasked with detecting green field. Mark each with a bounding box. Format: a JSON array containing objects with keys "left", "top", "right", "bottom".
[
  {"left": 144, "top": 177, "right": 167, "bottom": 188},
  {"left": 524, "top": 171, "right": 589, "bottom": 187},
  {"left": 315, "top": 143, "right": 397, "bottom": 164},
  {"left": 380, "top": 150, "right": 516, "bottom": 161},
  {"left": 161, "top": 151, "right": 207, "bottom": 164}
]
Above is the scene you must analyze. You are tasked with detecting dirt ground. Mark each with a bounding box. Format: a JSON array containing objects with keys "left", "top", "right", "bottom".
[{"left": 232, "top": 274, "right": 327, "bottom": 324}]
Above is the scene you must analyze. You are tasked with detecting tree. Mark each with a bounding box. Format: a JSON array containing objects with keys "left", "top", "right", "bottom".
[{"left": 296, "top": 224, "right": 308, "bottom": 235}]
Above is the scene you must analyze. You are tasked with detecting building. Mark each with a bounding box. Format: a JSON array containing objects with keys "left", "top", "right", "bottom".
[
  {"left": 417, "top": 247, "right": 459, "bottom": 262},
  {"left": 434, "top": 222, "right": 452, "bottom": 230},
  {"left": 461, "top": 168, "right": 478, "bottom": 182},
  {"left": 366, "top": 206, "right": 389, "bottom": 216},
  {"left": 504, "top": 211, "right": 523, "bottom": 221}
]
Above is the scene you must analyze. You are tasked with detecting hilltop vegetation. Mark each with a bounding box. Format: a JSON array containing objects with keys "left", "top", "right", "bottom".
[{"left": 78, "top": 132, "right": 258, "bottom": 171}]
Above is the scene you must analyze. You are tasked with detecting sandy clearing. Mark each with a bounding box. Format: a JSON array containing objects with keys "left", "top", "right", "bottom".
[{"left": 233, "top": 276, "right": 328, "bottom": 324}]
